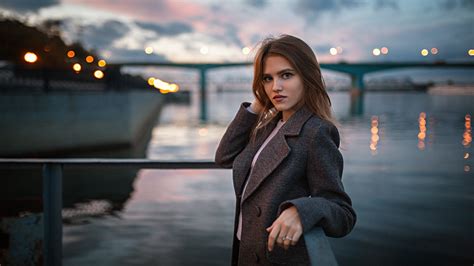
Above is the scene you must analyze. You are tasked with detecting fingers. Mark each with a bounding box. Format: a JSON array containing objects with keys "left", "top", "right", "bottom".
[
  {"left": 277, "top": 223, "right": 290, "bottom": 248},
  {"left": 265, "top": 224, "right": 273, "bottom": 232},
  {"left": 267, "top": 220, "right": 293, "bottom": 251},
  {"left": 250, "top": 99, "right": 264, "bottom": 114},
  {"left": 282, "top": 236, "right": 292, "bottom": 250},
  {"left": 284, "top": 225, "right": 303, "bottom": 250},
  {"left": 267, "top": 223, "right": 280, "bottom": 252},
  {"left": 267, "top": 207, "right": 304, "bottom": 251},
  {"left": 291, "top": 229, "right": 302, "bottom": 246},
  {"left": 279, "top": 222, "right": 297, "bottom": 250}
]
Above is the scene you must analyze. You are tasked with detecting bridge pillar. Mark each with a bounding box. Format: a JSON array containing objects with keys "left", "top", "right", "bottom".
[
  {"left": 350, "top": 73, "right": 365, "bottom": 115},
  {"left": 199, "top": 68, "right": 208, "bottom": 122}
]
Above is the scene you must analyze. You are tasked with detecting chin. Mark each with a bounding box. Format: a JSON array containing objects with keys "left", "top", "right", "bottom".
[{"left": 273, "top": 104, "right": 288, "bottom": 111}]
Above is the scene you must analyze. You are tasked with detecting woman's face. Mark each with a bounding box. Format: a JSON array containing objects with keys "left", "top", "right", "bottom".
[{"left": 263, "top": 55, "right": 304, "bottom": 121}]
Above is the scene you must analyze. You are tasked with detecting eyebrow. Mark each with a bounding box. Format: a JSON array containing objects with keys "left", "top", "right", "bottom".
[{"left": 263, "top": 68, "right": 295, "bottom": 76}]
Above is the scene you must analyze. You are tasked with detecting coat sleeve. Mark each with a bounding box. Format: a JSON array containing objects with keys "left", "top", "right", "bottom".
[
  {"left": 278, "top": 121, "right": 356, "bottom": 238},
  {"left": 214, "top": 102, "right": 258, "bottom": 168}
]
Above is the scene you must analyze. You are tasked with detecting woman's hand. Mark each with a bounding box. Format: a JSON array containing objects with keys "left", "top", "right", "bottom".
[
  {"left": 266, "top": 206, "right": 303, "bottom": 251},
  {"left": 250, "top": 98, "right": 264, "bottom": 114}
]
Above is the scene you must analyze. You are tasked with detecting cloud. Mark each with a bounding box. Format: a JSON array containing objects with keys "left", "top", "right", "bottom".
[
  {"left": 439, "top": 0, "right": 474, "bottom": 10},
  {"left": 244, "top": 0, "right": 267, "bottom": 8},
  {"left": 249, "top": 34, "right": 264, "bottom": 45},
  {"left": 313, "top": 44, "right": 334, "bottom": 55},
  {"left": 294, "top": 0, "right": 402, "bottom": 22},
  {"left": 57, "top": 18, "right": 129, "bottom": 50},
  {"left": 82, "top": 20, "right": 130, "bottom": 49},
  {"left": 294, "top": 0, "right": 363, "bottom": 20},
  {"left": 135, "top": 21, "right": 193, "bottom": 36},
  {"left": 218, "top": 23, "right": 244, "bottom": 47},
  {"left": 374, "top": 0, "right": 399, "bottom": 10},
  {"left": 64, "top": 0, "right": 207, "bottom": 23},
  {"left": 0, "top": 0, "right": 59, "bottom": 12},
  {"left": 365, "top": 19, "right": 473, "bottom": 62},
  {"left": 106, "top": 48, "right": 168, "bottom": 62}
]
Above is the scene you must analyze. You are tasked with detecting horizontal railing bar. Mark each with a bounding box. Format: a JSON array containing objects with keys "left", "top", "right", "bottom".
[{"left": 0, "top": 159, "right": 221, "bottom": 169}]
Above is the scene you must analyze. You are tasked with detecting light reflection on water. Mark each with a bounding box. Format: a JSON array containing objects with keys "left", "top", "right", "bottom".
[{"left": 64, "top": 91, "right": 473, "bottom": 266}]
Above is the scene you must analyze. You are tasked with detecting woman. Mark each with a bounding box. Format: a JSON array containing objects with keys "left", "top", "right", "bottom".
[{"left": 215, "top": 34, "right": 356, "bottom": 265}]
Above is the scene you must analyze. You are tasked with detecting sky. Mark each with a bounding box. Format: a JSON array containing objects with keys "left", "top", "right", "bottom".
[{"left": 1, "top": 0, "right": 473, "bottom": 64}]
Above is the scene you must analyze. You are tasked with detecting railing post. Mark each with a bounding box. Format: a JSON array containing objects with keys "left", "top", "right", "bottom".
[
  {"left": 304, "top": 227, "right": 338, "bottom": 266},
  {"left": 350, "top": 73, "right": 364, "bottom": 116},
  {"left": 42, "top": 163, "right": 63, "bottom": 266},
  {"left": 199, "top": 67, "right": 207, "bottom": 122}
]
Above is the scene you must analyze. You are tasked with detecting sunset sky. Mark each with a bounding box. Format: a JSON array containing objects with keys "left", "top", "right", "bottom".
[{"left": 1, "top": 0, "right": 473, "bottom": 64}]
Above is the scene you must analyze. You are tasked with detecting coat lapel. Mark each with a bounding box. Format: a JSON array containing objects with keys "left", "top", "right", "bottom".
[
  {"left": 233, "top": 116, "right": 280, "bottom": 196},
  {"left": 241, "top": 106, "right": 313, "bottom": 204}
]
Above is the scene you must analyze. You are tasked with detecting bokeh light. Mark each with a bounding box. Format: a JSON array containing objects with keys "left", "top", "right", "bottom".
[
  {"left": 73, "top": 63, "right": 81, "bottom": 72},
  {"left": 418, "top": 112, "right": 427, "bottom": 150},
  {"left": 67, "top": 50, "right": 75, "bottom": 58},
  {"left": 86, "top": 56, "right": 94, "bottom": 63},
  {"left": 98, "top": 59, "right": 107, "bottom": 67},
  {"left": 200, "top": 46, "right": 209, "bottom": 55},
  {"left": 370, "top": 116, "right": 380, "bottom": 154},
  {"left": 198, "top": 127, "right": 208, "bottom": 137},
  {"left": 24, "top": 52, "right": 38, "bottom": 63},
  {"left": 93, "top": 70, "right": 104, "bottom": 79},
  {"left": 147, "top": 77, "right": 155, "bottom": 86},
  {"left": 145, "top": 47, "right": 154, "bottom": 54}
]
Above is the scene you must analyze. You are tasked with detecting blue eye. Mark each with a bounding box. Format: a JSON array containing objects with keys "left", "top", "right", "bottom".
[{"left": 262, "top": 76, "right": 272, "bottom": 83}]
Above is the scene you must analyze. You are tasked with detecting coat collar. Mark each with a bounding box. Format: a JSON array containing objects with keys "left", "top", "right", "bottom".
[
  {"left": 240, "top": 105, "right": 314, "bottom": 204},
  {"left": 279, "top": 105, "right": 314, "bottom": 136},
  {"left": 255, "top": 105, "right": 314, "bottom": 144}
]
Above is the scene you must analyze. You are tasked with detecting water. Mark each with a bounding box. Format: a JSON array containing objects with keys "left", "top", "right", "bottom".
[{"left": 63, "top": 90, "right": 473, "bottom": 266}]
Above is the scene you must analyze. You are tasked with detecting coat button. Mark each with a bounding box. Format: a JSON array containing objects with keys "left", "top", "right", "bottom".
[
  {"left": 254, "top": 252, "right": 260, "bottom": 263},
  {"left": 255, "top": 206, "right": 261, "bottom": 217}
]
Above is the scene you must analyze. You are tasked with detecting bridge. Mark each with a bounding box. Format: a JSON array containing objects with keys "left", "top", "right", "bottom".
[{"left": 108, "top": 61, "right": 474, "bottom": 120}]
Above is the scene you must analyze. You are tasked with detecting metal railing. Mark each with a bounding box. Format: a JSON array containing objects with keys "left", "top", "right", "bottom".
[{"left": 0, "top": 158, "right": 337, "bottom": 266}]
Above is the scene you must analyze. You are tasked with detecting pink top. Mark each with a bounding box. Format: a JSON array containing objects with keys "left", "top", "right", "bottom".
[{"left": 237, "top": 107, "right": 286, "bottom": 240}]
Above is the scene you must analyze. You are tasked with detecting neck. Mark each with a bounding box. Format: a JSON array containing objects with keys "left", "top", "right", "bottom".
[{"left": 281, "top": 110, "right": 295, "bottom": 122}]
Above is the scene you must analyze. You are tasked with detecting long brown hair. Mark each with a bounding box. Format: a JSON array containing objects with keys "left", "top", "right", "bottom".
[{"left": 251, "top": 34, "right": 337, "bottom": 139}]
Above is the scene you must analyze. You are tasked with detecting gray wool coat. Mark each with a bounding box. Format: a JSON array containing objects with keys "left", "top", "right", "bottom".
[{"left": 215, "top": 102, "right": 356, "bottom": 266}]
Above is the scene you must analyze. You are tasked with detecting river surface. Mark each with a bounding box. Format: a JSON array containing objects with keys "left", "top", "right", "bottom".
[{"left": 63, "top": 90, "right": 473, "bottom": 266}]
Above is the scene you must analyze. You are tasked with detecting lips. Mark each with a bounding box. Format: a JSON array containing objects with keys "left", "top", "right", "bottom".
[{"left": 273, "top": 95, "right": 286, "bottom": 100}]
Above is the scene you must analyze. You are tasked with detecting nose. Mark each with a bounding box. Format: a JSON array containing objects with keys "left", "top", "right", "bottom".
[{"left": 272, "top": 78, "right": 283, "bottom": 92}]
